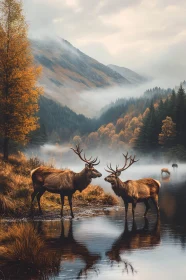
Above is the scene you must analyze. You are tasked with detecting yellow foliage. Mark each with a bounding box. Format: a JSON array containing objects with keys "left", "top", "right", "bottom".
[
  {"left": 87, "top": 131, "right": 99, "bottom": 148},
  {"left": 0, "top": 0, "right": 43, "bottom": 152},
  {"left": 159, "top": 116, "right": 176, "bottom": 146},
  {"left": 73, "top": 135, "right": 82, "bottom": 145}
]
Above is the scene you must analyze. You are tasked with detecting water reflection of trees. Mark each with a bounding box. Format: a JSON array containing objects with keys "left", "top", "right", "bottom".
[
  {"left": 160, "top": 180, "right": 186, "bottom": 247},
  {"left": 106, "top": 217, "right": 160, "bottom": 273}
]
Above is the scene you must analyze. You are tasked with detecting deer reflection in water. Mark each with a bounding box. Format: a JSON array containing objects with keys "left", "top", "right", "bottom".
[
  {"left": 35, "top": 219, "right": 101, "bottom": 279},
  {"left": 106, "top": 217, "right": 160, "bottom": 273}
]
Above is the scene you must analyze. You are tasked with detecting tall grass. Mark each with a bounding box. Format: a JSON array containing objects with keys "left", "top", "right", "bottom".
[
  {"left": 74, "top": 185, "right": 118, "bottom": 206},
  {"left": 0, "top": 223, "right": 60, "bottom": 279}
]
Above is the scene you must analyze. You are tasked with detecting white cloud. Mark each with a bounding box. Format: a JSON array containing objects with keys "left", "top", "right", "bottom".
[{"left": 23, "top": 0, "right": 186, "bottom": 80}]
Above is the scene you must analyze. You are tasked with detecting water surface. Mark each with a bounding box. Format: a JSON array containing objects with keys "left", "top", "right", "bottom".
[{"left": 1, "top": 170, "right": 186, "bottom": 280}]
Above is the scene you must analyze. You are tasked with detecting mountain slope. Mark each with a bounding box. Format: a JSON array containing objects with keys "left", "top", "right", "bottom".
[
  {"left": 31, "top": 38, "right": 130, "bottom": 109},
  {"left": 108, "top": 64, "right": 147, "bottom": 85}
]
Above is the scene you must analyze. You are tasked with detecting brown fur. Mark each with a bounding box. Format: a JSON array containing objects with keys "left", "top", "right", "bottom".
[
  {"left": 105, "top": 175, "right": 160, "bottom": 219},
  {"left": 161, "top": 168, "right": 170, "bottom": 175},
  {"left": 31, "top": 164, "right": 102, "bottom": 218}
]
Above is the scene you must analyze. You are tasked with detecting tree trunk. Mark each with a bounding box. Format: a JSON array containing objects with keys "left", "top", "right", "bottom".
[{"left": 3, "top": 137, "right": 9, "bottom": 161}]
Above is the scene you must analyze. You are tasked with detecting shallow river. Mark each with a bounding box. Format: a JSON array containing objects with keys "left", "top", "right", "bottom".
[{"left": 1, "top": 168, "right": 186, "bottom": 280}]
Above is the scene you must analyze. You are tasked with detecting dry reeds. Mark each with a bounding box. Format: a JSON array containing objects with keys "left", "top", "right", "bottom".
[
  {"left": 74, "top": 185, "right": 118, "bottom": 206},
  {"left": 0, "top": 223, "right": 60, "bottom": 279}
]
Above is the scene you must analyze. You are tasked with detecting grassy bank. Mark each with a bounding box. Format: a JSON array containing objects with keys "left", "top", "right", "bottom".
[{"left": 0, "top": 153, "right": 118, "bottom": 217}]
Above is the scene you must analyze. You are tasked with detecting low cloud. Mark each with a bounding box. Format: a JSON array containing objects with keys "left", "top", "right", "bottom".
[{"left": 23, "top": 0, "right": 186, "bottom": 82}]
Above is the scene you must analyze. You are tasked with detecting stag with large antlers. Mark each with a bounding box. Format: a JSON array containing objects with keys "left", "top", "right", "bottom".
[
  {"left": 104, "top": 153, "right": 161, "bottom": 219},
  {"left": 30, "top": 145, "right": 102, "bottom": 218}
]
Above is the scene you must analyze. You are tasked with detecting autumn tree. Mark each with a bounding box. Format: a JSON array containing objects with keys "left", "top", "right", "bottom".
[
  {"left": 72, "top": 135, "right": 82, "bottom": 146},
  {"left": 0, "top": 0, "right": 42, "bottom": 160},
  {"left": 159, "top": 117, "right": 176, "bottom": 147},
  {"left": 87, "top": 132, "right": 99, "bottom": 148}
]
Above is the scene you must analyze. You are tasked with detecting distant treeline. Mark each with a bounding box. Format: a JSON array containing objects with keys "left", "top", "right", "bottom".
[
  {"left": 136, "top": 85, "right": 186, "bottom": 160},
  {"left": 29, "top": 87, "right": 172, "bottom": 147},
  {"left": 72, "top": 85, "right": 186, "bottom": 161}
]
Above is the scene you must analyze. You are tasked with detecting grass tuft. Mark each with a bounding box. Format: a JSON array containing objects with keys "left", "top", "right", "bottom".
[
  {"left": 0, "top": 195, "right": 15, "bottom": 215},
  {"left": 0, "top": 223, "right": 60, "bottom": 279}
]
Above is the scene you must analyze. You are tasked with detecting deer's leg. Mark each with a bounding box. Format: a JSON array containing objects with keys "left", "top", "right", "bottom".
[
  {"left": 68, "top": 195, "right": 74, "bottom": 218},
  {"left": 36, "top": 189, "right": 46, "bottom": 214},
  {"left": 143, "top": 216, "right": 149, "bottom": 230},
  {"left": 124, "top": 201, "right": 128, "bottom": 220},
  {"left": 132, "top": 201, "right": 137, "bottom": 220},
  {"left": 30, "top": 189, "right": 38, "bottom": 211},
  {"left": 151, "top": 195, "right": 160, "bottom": 216},
  {"left": 60, "top": 194, "right": 64, "bottom": 218},
  {"left": 144, "top": 199, "right": 150, "bottom": 217}
]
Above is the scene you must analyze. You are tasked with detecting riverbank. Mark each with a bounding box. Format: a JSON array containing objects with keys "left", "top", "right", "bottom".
[{"left": 0, "top": 153, "right": 118, "bottom": 219}]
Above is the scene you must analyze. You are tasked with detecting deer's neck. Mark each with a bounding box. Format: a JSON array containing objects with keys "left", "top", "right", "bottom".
[
  {"left": 116, "top": 177, "right": 123, "bottom": 188},
  {"left": 74, "top": 169, "right": 91, "bottom": 192},
  {"left": 112, "top": 178, "right": 127, "bottom": 197}
]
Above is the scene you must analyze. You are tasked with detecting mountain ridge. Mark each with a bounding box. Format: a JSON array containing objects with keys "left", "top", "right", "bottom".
[
  {"left": 108, "top": 64, "right": 147, "bottom": 85},
  {"left": 31, "top": 38, "right": 132, "bottom": 109}
]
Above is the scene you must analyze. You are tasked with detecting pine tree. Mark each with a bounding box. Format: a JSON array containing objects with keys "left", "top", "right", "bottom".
[
  {"left": 136, "top": 102, "right": 159, "bottom": 152},
  {"left": 168, "top": 90, "right": 176, "bottom": 121},
  {"left": 175, "top": 85, "right": 186, "bottom": 146},
  {"left": 0, "top": 0, "right": 43, "bottom": 160}
]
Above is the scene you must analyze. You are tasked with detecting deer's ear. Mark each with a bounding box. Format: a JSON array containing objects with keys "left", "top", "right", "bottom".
[{"left": 85, "top": 164, "right": 89, "bottom": 170}]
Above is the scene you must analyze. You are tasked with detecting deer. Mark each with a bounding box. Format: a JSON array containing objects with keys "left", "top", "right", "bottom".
[
  {"left": 104, "top": 153, "right": 161, "bottom": 219},
  {"left": 30, "top": 145, "right": 102, "bottom": 218},
  {"left": 172, "top": 163, "right": 178, "bottom": 171},
  {"left": 161, "top": 168, "right": 170, "bottom": 176}
]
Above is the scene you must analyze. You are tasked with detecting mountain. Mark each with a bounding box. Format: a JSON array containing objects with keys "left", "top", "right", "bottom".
[
  {"left": 31, "top": 38, "right": 130, "bottom": 109},
  {"left": 108, "top": 64, "right": 147, "bottom": 85},
  {"left": 30, "top": 96, "right": 99, "bottom": 145}
]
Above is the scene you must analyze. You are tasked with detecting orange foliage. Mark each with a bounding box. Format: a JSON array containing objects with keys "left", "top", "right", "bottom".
[
  {"left": 0, "top": 0, "right": 43, "bottom": 148},
  {"left": 159, "top": 116, "right": 176, "bottom": 146},
  {"left": 87, "top": 132, "right": 99, "bottom": 148}
]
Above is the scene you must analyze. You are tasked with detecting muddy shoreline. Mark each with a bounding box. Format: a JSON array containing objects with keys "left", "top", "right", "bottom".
[{"left": 0, "top": 205, "right": 123, "bottom": 221}]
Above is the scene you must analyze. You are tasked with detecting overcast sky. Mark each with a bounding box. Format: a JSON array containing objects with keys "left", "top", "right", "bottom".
[{"left": 23, "top": 0, "right": 186, "bottom": 81}]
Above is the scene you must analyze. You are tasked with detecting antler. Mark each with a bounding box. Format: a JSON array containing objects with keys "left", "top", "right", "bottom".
[
  {"left": 105, "top": 163, "right": 116, "bottom": 174},
  {"left": 116, "top": 153, "right": 139, "bottom": 173},
  {"left": 71, "top": 144, "right": 100, "bottom": 166},
  {"left": 105, "top": 152, "right": 139, "bottom": 175}
]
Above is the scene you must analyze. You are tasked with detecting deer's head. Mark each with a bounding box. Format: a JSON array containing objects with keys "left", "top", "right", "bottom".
[
  {"left": 71, "top": 145, "right": 102, "bottom": 179},
  {"left": 104, "top": 152, "right": 139, "bottom": 186}
]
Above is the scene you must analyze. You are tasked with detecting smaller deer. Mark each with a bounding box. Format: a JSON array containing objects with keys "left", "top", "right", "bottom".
[
  {"left": 172, "top": 163, "right": 178, "bottom": 171},
  {"left": 161, "top": 168, "right": 170, "bottom": 176},
  {"left": 104, "top": 153, "right": 161, "bottom": 219}
]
